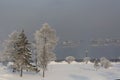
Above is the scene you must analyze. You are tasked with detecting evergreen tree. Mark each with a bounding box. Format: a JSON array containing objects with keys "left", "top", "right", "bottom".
[{"left": 13, "top": 30, "right": 33, "bottom": 77}]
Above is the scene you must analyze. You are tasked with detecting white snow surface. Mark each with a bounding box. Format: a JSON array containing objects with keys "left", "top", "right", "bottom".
[{"left": 0, "top": 62, "right": 120, "bottom": 80}]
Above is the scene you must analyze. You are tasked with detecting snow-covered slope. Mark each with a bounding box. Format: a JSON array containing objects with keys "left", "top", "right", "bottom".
[{"left": 0, "top": 62, "right": 120, "bottom": 80}]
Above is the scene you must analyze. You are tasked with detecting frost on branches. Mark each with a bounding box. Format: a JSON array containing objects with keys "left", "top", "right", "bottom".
[
  {"left": 65, "top": 56, "right": 75, "bottom": 64},
  {"left": 2, "top": 31, "right": 20, "bottom": 65},
  {"left": 34, "top": 23, "right": 58, "bottom": 77},
  {"left": 3, "top": 30, "right": 34, "bottom": 77},
  {"left": 100, "top": 57, "right": 112, "bottom": 69},
  {"left": 14, "top": 30, "right": 34, "bottom": 77}
]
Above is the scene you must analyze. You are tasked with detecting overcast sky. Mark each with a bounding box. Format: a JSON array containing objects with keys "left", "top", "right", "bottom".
[{"left": 0, "top": 0, "right": 120, "bottom": 59}]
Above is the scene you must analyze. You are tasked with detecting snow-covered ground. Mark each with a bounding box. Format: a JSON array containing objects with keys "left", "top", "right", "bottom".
[{"left": 0, "top": 61, "right": 120, "bottom": 80}]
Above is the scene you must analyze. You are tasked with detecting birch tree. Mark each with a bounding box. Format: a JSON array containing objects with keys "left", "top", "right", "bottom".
[{"left": 34, "top": 23, "right": 58, "bottom": 77}]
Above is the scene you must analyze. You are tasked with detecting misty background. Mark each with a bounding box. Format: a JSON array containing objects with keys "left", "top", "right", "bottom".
[{"left": 0, "top": 0, "right": 120, "bottom": 59}]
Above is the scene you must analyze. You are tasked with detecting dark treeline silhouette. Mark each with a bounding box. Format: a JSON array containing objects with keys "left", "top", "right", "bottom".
[{"left": 55, "top": 58, "right": 120, "bottom": 63}]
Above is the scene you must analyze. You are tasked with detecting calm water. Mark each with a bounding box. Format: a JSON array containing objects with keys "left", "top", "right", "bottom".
[{"left": 56, "top": 41, "right": 120, "bottom": 59}]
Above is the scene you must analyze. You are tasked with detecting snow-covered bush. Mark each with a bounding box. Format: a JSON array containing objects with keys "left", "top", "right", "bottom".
[
  {"left": 65, "top": 56, "right": 75, "bottom": 64},
  {"left": 0, "top": 51, "right": 9, "bottom": 66},
  {"left": 100, "top": 57, "right": 106, "bottom": 67},
  {"left": 7, "top": 62, "right": 14, "bottom": 69},
  {"left": 100, "top": 57, "right": 112, "bottom": 69},
  {"left": 83, "top": 57, "right": 91, "bottom": 64},
  {"left": 94, "top": 59, "right": 100, "bottom": 71}
]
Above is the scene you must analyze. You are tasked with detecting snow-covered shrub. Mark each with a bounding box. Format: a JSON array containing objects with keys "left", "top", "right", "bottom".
[
  {"left": 65, "top": 56, "right": 75, "bottom": 64},
  {"left": 83, "top": 57, "right": 91, "bottom": 64},
  {"left": 0, "top": 52, "right": 9, "bottom": 66},
  {"left": 100, "top": 57, "right": 106, "bottom": 67},
  {"left": 103, "top": 60, "right": 111, "bottom": 69},
  {"left": 94, "top": 59, "right": 100, "bottom": 71},
  {"left": 100, "top": 57, "right": 112, "bottom": 69},
  {"left": 7, "top": 62, "right": 14, "bottom": 70}
]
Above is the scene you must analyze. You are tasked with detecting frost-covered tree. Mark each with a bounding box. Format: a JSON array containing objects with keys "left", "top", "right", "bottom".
[
  {"left": 34, "top": 23, "right": 58, "bottom": 77},
  {"left": 30, "top": 41, "right": 37, "bottom": 68},
  {"left": 13, "top": 30, "right": 33, "bottom": 77},
  {"left": 65, "top": 56, "right": 75, "bottom": 64},
  {"left": 47, "top": 52, "right": 57, "bottom": 61},
  {"left": 94, "top": 59, "right": 100, "bottom": 71},
  {"left": 2, "top": 31, "right": 20, "bottom": 65},
  {"left": 83, "top": 57, "right": 91, "bottom": 64},
  {"left": 100, "top": 57, "right": 111, "bottom": 69},
  {"left": 100, "top": 57, "right": 106, "bottom": 67},
  {"left": 0, "top": 51, "right": 10, "bottom": 66}
]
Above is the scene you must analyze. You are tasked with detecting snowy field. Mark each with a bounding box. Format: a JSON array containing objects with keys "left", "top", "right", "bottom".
[{"left": 0, "top": 61, "right": 120, "bottom": 80}]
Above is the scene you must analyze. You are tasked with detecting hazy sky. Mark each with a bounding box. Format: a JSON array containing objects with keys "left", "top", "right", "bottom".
[{"left": 0, "top": 0, "right": 120, "bottom": 59}]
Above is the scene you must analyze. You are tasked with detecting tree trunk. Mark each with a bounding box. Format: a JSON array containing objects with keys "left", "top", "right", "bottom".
[
  {"left": 35, "top": 58, "right": 38, "bottom": 73},
  {"left": 43, "top": 70, "right": 45, "bottom": 78},
  {"left": 20, "top": 68, "right": 23, "bottom": 77},
  {"left": 42, "top": 37, "right": 46, "bottom": 78}
]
